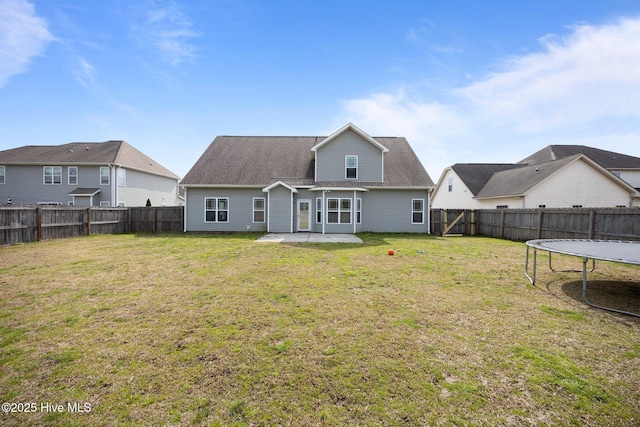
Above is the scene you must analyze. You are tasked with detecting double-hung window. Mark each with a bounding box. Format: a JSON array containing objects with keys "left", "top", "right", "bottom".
[
  {"left": 412, "top": 199, "right": 424, "bottom": 224},
  {"left": 345, "top": 155, "right": 358, "bottom": 179},
  {"left": 0, "top": 166, "right": 5, "bottom": 184},
  {"left": 68, "top": 166, "right": 78, "bottom": 185},
  {"left": 117, "top": 168, "right": 126, "bottom": 187},
  {"left": 44, "top": 166, "right": 62, "bottom": 185},
  {"left": 100, "top": 167, "right": 110, "bottom": 185},
  {"left": 356, "top": 198, "right": 362, "bottom": 224},
  {"left": 327, "top": 198, "right": 351, "bottom": 224},
  {"left": 253, "top": 198, "right": 265, "bottom": 223},
  {"left": 205, "top": 197, "right": 229, "bottom": 222}
]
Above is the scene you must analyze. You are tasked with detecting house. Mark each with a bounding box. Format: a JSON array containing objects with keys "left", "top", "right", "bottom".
[
  {"left": 180, "top": 123, "right": 434, "bottom": 233},
  {"left": 0, "top": 140, "right": 181, "bottom": 207},
  {"left": 431, "top": 146, "right": 640, "bottom": 209}
]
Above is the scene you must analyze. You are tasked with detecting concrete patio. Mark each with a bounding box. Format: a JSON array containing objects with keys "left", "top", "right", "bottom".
[{"left": 255, "top": 233, "right": 363, "bottom": 243}]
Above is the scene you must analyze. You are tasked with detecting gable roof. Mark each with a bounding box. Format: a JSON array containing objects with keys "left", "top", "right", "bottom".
[
  {"left": 0, "top": 140, "right": 178, "bottom": 179},
  {"left": 449, "top": 163, "right": 523, "bottom": 196},
  {"left": 519, "top": 145, "right": 640, "bottom": 169},
  {"left": 181, "top": 132, "right": 433, "bottom": 188},
  {"left": 476, "top": 154, "right": 637, "bottom": 199},
  {"left": 311, "top": 123, "right": 389, "bottom": 153}
]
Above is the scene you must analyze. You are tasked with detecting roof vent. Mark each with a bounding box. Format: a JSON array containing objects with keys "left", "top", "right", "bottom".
[
  {"left": 68, "top": 149, "right": 73, "bottom": 153},
  {"left": 86, "top": 147, "right": 90, "bottom": 150}
]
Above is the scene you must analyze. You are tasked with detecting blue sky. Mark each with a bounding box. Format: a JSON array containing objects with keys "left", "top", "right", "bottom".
[{"left": 2, "top": 1, "right": 640, "bottom": 181}]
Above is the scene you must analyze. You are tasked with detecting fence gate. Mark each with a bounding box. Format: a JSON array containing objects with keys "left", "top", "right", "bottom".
[{"left": 432, "top": 209, "right": 476, "bottom": 236}]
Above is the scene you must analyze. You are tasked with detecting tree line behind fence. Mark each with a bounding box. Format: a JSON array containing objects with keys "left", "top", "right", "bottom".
[{"left": 1, "top": 206, "right": 639, "bottom": 245}]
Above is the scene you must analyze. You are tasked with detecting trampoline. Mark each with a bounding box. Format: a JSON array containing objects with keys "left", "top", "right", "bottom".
[{"left": 525, "top": 239, "right": 640, "bottom": 318}]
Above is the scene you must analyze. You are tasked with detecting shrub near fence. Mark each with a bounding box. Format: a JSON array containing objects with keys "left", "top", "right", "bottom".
[
  {"left": 0, "top": 206, "right": 184, "bottom": 245},
  {"left": 432, "top": 208, "right": 640, "bottom": 242}
]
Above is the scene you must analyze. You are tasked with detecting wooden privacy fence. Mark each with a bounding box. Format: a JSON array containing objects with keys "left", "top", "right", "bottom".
[
  {"left": 0, "top": 206, "right": 183, "bottom": 245},
  {"left": 431, "top": 208, "right": 640, "bottom": 241}
]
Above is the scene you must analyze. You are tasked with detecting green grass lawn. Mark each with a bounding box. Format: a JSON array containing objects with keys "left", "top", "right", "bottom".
[{"left": 1, "top": 233, "right": 639, "bottom": 426}]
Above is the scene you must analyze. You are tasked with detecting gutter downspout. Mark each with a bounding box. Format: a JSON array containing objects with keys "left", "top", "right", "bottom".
[
  {"left": 322, "top": 190, "right": 326, "bottom": 234},
  {"left": 183, "top": 187, "right": 187, "bottom": 232},
  {"left": 109, "top": 164, "right": 117, "bottom": 207},
  {"left": 427, "top": 189, "right": 431, "bottom": 234},
  {"left": 353, "top": 190, "right": 357, "bottom": 234}
]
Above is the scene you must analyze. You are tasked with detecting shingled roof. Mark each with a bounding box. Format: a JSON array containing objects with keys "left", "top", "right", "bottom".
[
  {"left": 450, "top": 163, "right": 523, "bottom": 196},
  {"left": 180, "top": 135, "right": 433, "bottom": 188},
  {"left": 0, "top": 140, "right": 178, "bottom": 179},
  {"left": 519, "top": 145, "right": 640, "bottom": 169},
  {"left": 476, "top": 155, "right": 579, "bottom": 199}
]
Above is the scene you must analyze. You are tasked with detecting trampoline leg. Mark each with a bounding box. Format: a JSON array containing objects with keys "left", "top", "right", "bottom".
[
  {"left": 581, "top": 257, "right": 640, "bottom": 318},
  {"left": 525, "top": 246, "right": 537, "bottom": 284}
]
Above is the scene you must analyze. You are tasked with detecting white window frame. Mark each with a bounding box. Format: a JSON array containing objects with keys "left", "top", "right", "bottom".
[
  {"left": 117, "top": 168, "right": 126, "bottom": 187},
  {"left": 100, "top": 201, "right": 110, "bottom": 207},
  {"left": 316, "top": 198, "right": 322, "bottom": 224},
  {"left": 356, "top": 198, "right": 362, "bottom": 224},
  {"left": 327, "top": 198, "right": 351, "bottom": 224},
  {"left": 447, "top": 177, "right": 453, "bottom": 192},
  {"left": 345, "top": 155, "right": 358, "bottom": 179},
  {"left": 68, "top": 166, "right": 78, "bottom": 185},
  {"left": 0, "top": 166, "right": 5, "bottom": 184},
  {"left": 204, "top": 197, "right": 229, "bottom": 223},
  {"left": 412, "top": 199, "right": 424, "bottom": 224},
  {"left": 44, "top": 166, "right": 62, "bottom": 185},
  {"left": 253, "top": 197, "right": 265, "bottom": 223},
  {"left": 100, "top": 167, "right": 110, "bottom": 185}
]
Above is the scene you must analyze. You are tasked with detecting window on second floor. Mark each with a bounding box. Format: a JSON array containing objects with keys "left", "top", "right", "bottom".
[
  {"left": 44, "top": 166, "right": 62, "bottom": 185},
  {"left": 68, "top": 166, "right": 78, "bottom": 185},
  {"left": 0, "top": 166, "right": 5, "bottom": 184},
  {"left": 117, "top": 168, "right": 126, "bottom": 187},
  {"left": 448, "top": 177, "right": 453, "bottom": 192},
  {"left": 345, "top": 155, "right": 358, "bottom": 179},
  {"left": 100, "top": 167, "right": 110, "bottom": 185}
]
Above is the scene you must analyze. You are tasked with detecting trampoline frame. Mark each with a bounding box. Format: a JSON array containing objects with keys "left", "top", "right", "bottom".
[{"left": 525, "top": 239, "right": 640, "bottom": 318}]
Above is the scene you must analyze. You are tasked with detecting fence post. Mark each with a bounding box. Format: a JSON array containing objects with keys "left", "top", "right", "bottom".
[
  {"left": 500, "top": 209, "right": 505, "bottom": 239},
  {"left": 86, "top": 207, "right": 92, "bottom": 235},
  {"left": 537, "top": 209, "right": 543, "bottom": 239},
  {"left": 470, "top": 209, "right": 476, "bottom": 235},
  {"left": 588, "top": 209, "right": 595, "bottom": 239},
  {"left": 154, "top": 207, "right": 158, "bottom": 233},
  {"left": 36, "top": 207, "right": 42, "bottom": 241}
]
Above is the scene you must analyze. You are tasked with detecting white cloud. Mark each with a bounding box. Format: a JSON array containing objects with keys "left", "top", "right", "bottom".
[
  {"left": 0, "top": 0, "right": 54, "bottom": 87},
  {"left": 130, "top": 0, "right": 200, "bottom": 66},
  {"left": 338, "top": 16, "right": 640, "bottom": 179},
  {"left": 73, "top": 57, "right": 96, "bottom": 89},
  {"left": 459, "top": 17, "right": 640, "bottom": 131}
]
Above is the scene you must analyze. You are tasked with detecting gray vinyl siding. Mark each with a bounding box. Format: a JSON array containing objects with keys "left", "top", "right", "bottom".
[
  {"left": 116, "top": 168, "right": 179, "bottom": 206},
  {"left": 185, "top": 187, "right": 268, "bottom": 232},
  {"left": 315, "top": 129, "right": 383, "bottom": 182},
  {"left": 268, "top": 186, "right": 293, "bottom": 232},
  {"left": 0, "top": 165, "right": 112, "bottom": 206},
  {"left": 361, "top": 190, "right": 430, "bottom": 233}
]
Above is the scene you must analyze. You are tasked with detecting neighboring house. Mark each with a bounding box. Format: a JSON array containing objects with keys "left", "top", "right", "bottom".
[
  {"left": 180, "top": 123, "right": 434, "bottom": 233},
  {"left": 0, "top": 141, "right": 181, "bottom": 207},
  {"left": 432, "top": 146, "right": 640, "bottom": 209}
]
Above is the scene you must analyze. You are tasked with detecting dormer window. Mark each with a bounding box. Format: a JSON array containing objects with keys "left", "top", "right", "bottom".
[{"left": 345, "top": 155, "right": 358, "bottom": 179}]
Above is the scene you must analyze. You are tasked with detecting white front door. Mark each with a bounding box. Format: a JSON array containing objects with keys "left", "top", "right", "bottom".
[{"left": 297, "top": 199, "right": 311, "bottom": 231}]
